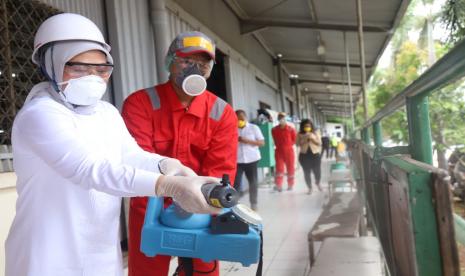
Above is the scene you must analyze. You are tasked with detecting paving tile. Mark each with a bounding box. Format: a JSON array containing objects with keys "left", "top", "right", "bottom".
[{"left": 265, "top": 269, "right": 308, "bottom": 276}]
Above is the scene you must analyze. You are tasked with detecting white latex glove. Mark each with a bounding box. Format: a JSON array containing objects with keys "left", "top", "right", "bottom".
[
  {"left": 158, "top": 158, "right": 197, "bottom": 177},
  {"left": 155, "top": 175, "right": 222, "bottom": 214}
]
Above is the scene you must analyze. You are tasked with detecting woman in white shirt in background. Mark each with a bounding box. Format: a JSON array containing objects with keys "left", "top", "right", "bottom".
[
  {"left": 234, "top": 110, "right": 265, "bottom": 211},
  {"left": 5, "top": 13, "right": 220, "bottom": 276}
]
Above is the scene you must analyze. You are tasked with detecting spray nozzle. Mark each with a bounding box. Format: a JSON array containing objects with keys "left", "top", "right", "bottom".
[
  {"left": 221, "top": 174, "right": 230, "bottom": 187},
  {"left": 201, "top": 174, "right": 238, "bottom": 208}
]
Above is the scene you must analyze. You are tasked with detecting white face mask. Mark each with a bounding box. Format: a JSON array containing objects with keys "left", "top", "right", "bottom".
[
  {"left": 58, "top": 75, "right": 107, "bottom": 106},
  {"left": 279, "top": 118, "right": 286, "bottom": 125},
  {"left": 182, "top": 74, "right": 207, "bottom": 96}
]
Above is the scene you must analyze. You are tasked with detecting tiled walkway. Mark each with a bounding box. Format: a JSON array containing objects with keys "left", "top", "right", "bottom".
[
  {"left": 125, "top": 157, "right": 335, "bottom": 276},
  {"left": 218, "top": 158, "right": 332, "bottom": 276}
]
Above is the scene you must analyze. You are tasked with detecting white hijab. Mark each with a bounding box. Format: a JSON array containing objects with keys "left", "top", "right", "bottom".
[{"left": 25, "top": 41, "right": 113, "bottom": 113}]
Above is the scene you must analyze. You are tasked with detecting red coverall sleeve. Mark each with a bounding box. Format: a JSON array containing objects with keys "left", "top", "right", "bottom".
[
  {"left": 121, "top": 91, "right": 155, "bottom": 153},
  {"left": 200, "top": 105, "right": 238, "bottom": 183}
]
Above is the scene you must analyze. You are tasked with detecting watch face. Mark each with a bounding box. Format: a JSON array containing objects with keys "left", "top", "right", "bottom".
[{"left": 231, "top": 204, "right": 263, "bottom": 226}]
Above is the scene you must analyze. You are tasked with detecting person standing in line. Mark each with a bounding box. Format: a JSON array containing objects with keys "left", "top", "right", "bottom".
[
  {"left": 329, "top": 134, "right": 338, "bottom": 159},
  {"left": 234, "top": 110, "right": 265, "bottom": 211},
  {"left": 321, "top": 131, "right": 330, "bottom": 158},
  {"left": 122, "top": 31, "right": 237, "bottom": 276},
  {"left": 336, "top": 138, "right": 348, "bottom": 161},
  {"left": 271, "top": 112, "right": 297, "bottom": 192},
  {"left": 297, "top": 119, "right": 322, "bottom": 194}
]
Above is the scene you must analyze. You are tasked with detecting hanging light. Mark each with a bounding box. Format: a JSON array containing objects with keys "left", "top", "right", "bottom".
[
  {"left": 317, "top": 35, "right": 326, "bottom": 56},
  {"left": 317, "top": 43, "right": 325, "bottom": 56}
]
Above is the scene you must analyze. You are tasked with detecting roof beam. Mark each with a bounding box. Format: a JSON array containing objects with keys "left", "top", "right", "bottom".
[
  {"left": 317, "top": 104, "right": 356, "bottom": 109},
  {"left": 299, "top": 79, "right": 362, "bottom": 86},
  {"left": 319, "top": 111, "right": 352, "bottom": 116},
  {"left": 312, "top": 99, "right": 354, "bottom": 105},
  {"left": 322, "top": 111, "right": 352, "bottom": 118},
  {"left": 319, "top": 110, "right": 352, "bottom": 116},
  {"left": 240, "top": 19, "right": 390, "bottom": 35},
  {"left": 322, "top": 109, "right": 352, "bottom": 114},
  {"left": 282, "top": 59, "right": 371, "bottom": 69},
  {"left": 318, "top": 106, "right": 356, "bottom": 112},
  {"left": 303, "top": 91, "right": 359, "bottom": 97}
]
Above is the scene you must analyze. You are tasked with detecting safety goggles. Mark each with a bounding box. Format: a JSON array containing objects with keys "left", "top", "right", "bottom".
[
  {"left": 64, "top": 61, "right": 114, "bottom": 79},
  {"left": 174, "top": 56, "right": 213, "bottom": 72}
]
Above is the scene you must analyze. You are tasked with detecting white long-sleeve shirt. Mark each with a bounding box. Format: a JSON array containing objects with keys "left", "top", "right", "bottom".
[{"left": 5, "top": 82, "right": 164, "bottom": 276}]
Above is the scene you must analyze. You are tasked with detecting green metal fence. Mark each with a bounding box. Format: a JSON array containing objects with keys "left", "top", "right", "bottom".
[{"left": 349, "top": 36, "right": 465, "bottom": 276}]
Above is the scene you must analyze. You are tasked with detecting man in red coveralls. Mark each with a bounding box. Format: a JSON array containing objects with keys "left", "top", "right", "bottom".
[
  {"left": 271, "top": 112, "right": 296, "bottom": 192},
  {"left": 122, "top": 31, "right": 237, "bottom": 276}
]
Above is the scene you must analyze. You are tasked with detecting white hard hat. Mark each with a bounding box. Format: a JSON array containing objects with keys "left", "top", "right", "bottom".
[{"left": 32, "top": 13, "right": 110, "bottom": 64}]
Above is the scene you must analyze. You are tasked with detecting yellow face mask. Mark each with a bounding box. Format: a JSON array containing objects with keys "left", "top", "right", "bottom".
[
  {"left": 304, "top": 127, "right": 312, "bottom": 133},
  {"left": 238, "top": 120, "right": 246, "bottom": 128}
]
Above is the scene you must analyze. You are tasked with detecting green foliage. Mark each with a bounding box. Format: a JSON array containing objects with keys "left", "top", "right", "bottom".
[
  {"left": 366, "top": 38, "right": 465, "bottom": 147},
  {"left": 360, "top": 0, "right": 465, "bottom": 153},
  {"left": 429, "top": 84, "right": 465, "bottom": 149},
  {"left": 358, "top": 41, "right": 424, "bottom": 143},
  {"left": 326, "top": 116, "right": 345, "bottom": 124},
  {"left": 355, "top": 0, "right": 465, "bottom": 155},
  {"left": 442, "top": 0, "right": 465, "bottom": 44}
]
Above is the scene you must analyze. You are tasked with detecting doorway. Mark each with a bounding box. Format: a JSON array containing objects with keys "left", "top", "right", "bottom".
[{"left": 206, "top": 49, "right": 228, "bottom": 102}]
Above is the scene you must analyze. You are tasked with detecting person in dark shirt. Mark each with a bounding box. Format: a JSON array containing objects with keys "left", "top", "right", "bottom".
[{"left": 321, "top": 131, "right": 330, "bottom": 158}]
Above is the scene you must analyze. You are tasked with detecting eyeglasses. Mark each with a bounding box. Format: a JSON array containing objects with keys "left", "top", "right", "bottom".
[
  {"left": 174, "top": 56, "right": 213, "bottom": 71},
  {"left": 64, "top": 62, "right": 114, "bottom": 78}
]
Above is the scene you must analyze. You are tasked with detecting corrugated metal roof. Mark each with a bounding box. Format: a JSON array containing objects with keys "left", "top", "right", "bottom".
[{"left": 230, "top": 0, "right": 411, "bottom": 116}]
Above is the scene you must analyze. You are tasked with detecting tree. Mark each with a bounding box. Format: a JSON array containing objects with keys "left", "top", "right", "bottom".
[
  {"left": 442, "top": 0, "right": 465, "bottom": 44},
  {"left": 368, "top": 41, "right": 423, "bottom": 144},
  {"left": 356, "top": 0, "right": 465, "bottom": 169}
]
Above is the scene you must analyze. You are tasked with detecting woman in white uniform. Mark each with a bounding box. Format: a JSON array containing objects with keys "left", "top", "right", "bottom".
[{"left": 5, "top": 13, "right": 220, "bottom": 276}]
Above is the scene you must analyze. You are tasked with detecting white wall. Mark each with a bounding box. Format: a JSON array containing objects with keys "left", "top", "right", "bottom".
[
  {"left": 105, "top": 0, "right": 158, "bottom": 108},
  {"left": 0, "top": 173, "right": 17, "bottom": 276},
  {"left": 325, "top": 122, "right": 345, "bottom": 139},
  {"left": 255, "top": 78, "right": 279, "bottom": 112},
  {"left": 39, "top": 0, "right": 106, "bottom": 30},
  {"left": 225, "top": 57, "right": 279, "bottom": 119}
]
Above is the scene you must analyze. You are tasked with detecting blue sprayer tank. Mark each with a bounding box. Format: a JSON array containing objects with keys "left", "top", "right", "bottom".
[{"left": 140, "top": 196, "right": 261, "bottom": 266}]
